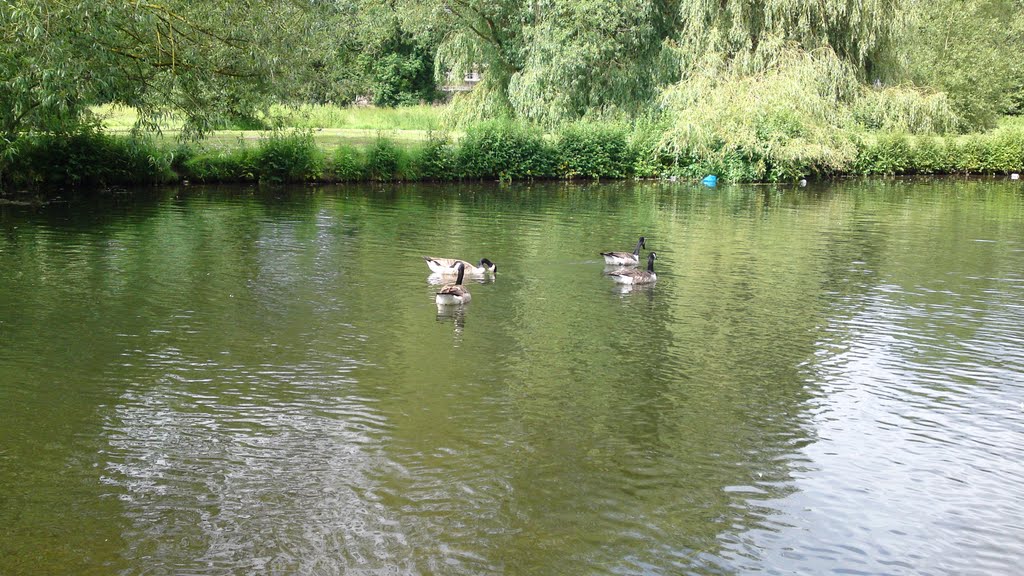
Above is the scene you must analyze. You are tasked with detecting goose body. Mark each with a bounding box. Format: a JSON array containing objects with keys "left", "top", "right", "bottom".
[
  {"left": 601, "top": 236, "right": 646, "bottom": 266},
  {"left": 609, "top": 252, "right": 657, "bottom": 285},
  {"left": 424, "top": 256, "right": 496, "bottom": 275},
  {"left": 435, "top": 262, "right": 472, "bottom": 305}
]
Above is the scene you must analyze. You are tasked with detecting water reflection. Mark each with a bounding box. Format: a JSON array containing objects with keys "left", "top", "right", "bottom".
[
  {"left": 1, "top": 180, "right": 1023, "bottom": 575},
  {"left": 435, "top": 304, "right": 467, "bottom": 340},
  {"left": 613, "top": 281, "right": 656, "bottom": 296},
  {"left": 426, "top": 273, "right": 495, "bottom": 286},
  {"left": 104, "top": 352, "right": 404, "bottom": 574}
]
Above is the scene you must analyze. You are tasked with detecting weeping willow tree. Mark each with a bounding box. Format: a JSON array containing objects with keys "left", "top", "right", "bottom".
[
  {"left": 658, "top": 0, "right": 927, "bottom": 180},
  {"left": 672, "top": 0, "right": 905, "bottom": 81},
  {"left": 396, "top": 0, "right": 675, "bottom": 125},
  {"left": 505, "top": 0, "right": 674, "bottom": 125},
  {"left": 659, "top": 48, "right": 863, "bottom": 180},
  {"left": 901, "top": 0, "right": 1024, "bottom": 127},
  {"left": 1, "top": 0, "right": 324, "bottom": 143}
]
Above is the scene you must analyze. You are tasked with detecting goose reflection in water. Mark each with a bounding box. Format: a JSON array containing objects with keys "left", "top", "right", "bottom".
[
  {"left": 615, "top": 281, "right": 656, "bottom": 296},
  {"left": 435, "top": 305, "right": 466, "bottom": 337},
  {"left": 427, "top": 273, "right": 495, "bottom": 286}
]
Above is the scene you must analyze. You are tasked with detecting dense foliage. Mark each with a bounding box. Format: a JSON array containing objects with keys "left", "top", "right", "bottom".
[
  {"left": 902, "top": 0, "right": 1024, "bottom": 126},
  {"left": 1, "top": 0, "right": 326, "bottom": 141},
  {"left": 2, "top": 0, "right": 1023, "bottom": 187},
  {"left": 4, "top": 120, "right": 1021, "bottom": 190}
]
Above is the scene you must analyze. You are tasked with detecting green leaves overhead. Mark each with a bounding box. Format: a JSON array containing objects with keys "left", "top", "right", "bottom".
[
  {"left": 902, "top": 0, "right": 1024, "bottom": 127},
  {"left": 1, "top": 0, "right": 323, "bottom": 140},
  {"left": 407, "top": 0, "right": 675, "bottom": 125},
  {"left": 3, "top": 0, "right": 1022, "bottom": 147},
  {"left": 673, "top": 0, "right": 904, "bottom": 79}
]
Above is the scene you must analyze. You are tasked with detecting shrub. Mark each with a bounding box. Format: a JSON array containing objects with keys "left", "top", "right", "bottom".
[
  {"left": 3, "top": 129, "right": 176, "bottom": 189},
  {"left": 950, "top": 136, "right": 988, "bottom": 173},
  {"left": 412, "top": 132, "right": 456, "bottom": 181},
  {"left": 909, "top": 137, "right": 950, "bottom": 174},
  {"left": 854, "top": 134, "right": 912, "bottom": 175},
  {"left": 330, "top": 145, "right": 364, "bottom": 181},
  {"left": 253, "top": 130, "right": 323, "bottom": 183},
  {"left": 456, "top": 120, "right": 555, "bottom": 181},
  {"left": 944, "top": 131, "right": 1024, "bottom": 174},
  {"left": 365, "top": 137, "right": 403, "bottom": 181},
  {"left": 555, "top": 123, "right": 632, "bottom": 179},
  {"left": 182, "top": 146, "right": 259, "bottom": 183},
  {"left": 985, "top": 128, "right": 1024, "bottom": 173},
  {"left": 628, "top": 116, "right": 671, "bottom": 178}
]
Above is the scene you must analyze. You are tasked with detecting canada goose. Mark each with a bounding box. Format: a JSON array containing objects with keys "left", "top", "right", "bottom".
[
  {"left": 601, "top": 236, "right": 646, "bottom": 266},
  {"left": 435, "top": 262, "right": 472, "bottom": 305},
  {"left": 423, "top": 256, "right": 497, "bottom": 275},
  {"left": 609, "top": 252, "right": 657, "bottom": 285}
]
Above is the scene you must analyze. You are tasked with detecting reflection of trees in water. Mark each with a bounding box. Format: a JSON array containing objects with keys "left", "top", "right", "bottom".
[
  {"left": 6, "top": 179, "right": 1024, "bottom": 574},
  {"left": 483, "top": 183, "right": 928, "bottom": 573},
  {"left": 435, "top": 303, "right": 467, "bottom": 341},
  {"left": 89, "top": 200, "right": 411, "bottom": 573},
  {"left": 105, "top": 356, "right": 402, "bottom": 574}
]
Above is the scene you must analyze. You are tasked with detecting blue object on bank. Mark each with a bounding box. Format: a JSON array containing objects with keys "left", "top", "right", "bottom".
[{"left": 702, "top": 174, "right": 718, "bottom": 187}]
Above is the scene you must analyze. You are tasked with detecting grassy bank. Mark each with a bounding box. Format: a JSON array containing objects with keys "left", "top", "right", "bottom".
[{"left": 2, "top": 106, "right": 1023, "bottom": 191}]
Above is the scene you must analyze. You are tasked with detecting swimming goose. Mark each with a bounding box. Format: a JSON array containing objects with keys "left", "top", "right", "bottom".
[
  {"left": 424, "top": 256, "right": 497, "bottom": 275},
  {"left": 601, "top": 236, "right": 646, "bottom": 266},
  {"left": 435, "top": 262, "right": 472, "bottom": 305},
  {"left": 608, "top": 252, "right": 657, "bottom": 285}
]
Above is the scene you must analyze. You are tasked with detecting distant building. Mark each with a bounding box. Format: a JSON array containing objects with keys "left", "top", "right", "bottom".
[{"left": 442, "top": 69, "right": 482, "bottom": 93}]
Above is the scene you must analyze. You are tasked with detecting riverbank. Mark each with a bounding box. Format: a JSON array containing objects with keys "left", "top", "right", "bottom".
[{"left": 2, "top": 108, "right": 1023, "bottom": 192}]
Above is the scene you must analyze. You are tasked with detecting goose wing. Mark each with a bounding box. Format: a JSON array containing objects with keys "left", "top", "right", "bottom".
[
  {"left": 437, "top": 284, "right": 471, "bottom": 297},
  {"left": 435, "top": 282, "right": 472, "bottom": 304},
  {"left": 424, "top": 256, "right": 474, "bottom": 274},
  {"left": 600, "top": 251, "right": 636, "bottom": 259},
  {"left": 608, "top": 269, "right": 655, "bottom": 284},
  {"left": 424, "top": 256, "right": 468, "bottom": 268}
]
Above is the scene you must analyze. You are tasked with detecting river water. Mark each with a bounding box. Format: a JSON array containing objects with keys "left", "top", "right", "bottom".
[{"left": 1, "top": 179, "right": 1023, "bottom": 575}]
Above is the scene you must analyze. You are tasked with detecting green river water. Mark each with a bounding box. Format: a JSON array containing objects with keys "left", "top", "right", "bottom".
[{"left": 1, "top": 179, "right": 1023, "bottom": 575}]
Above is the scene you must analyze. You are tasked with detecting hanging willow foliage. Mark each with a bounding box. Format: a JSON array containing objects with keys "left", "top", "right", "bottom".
[
  {"left": 412, "top": 0, "right": 674, "bottom": 125},
  {"left": 659, "top": 48, "right": 863, "bottom": 180},
  {"left": 1, "top": 0, "right": 324, "bottom": 141},
  {"left": 506, "top": 0, "right": 670, "bottom": 125},
  {"left": 673, "top": 0, "right": 906, "bottom": 81}
]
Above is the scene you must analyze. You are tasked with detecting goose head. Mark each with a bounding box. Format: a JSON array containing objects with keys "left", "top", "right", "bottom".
[
  {"left": 633, "top": 236, "right": 647, "bottom": 255},
  {"left": 479, "top": 258, "right": 497, "bottom": 273}
]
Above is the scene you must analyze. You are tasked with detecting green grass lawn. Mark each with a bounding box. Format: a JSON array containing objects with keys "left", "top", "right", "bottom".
[
  {"left": 93, "top": 103, "right": 451, "bottom": 150},
  {"left": 190, "top": 128, "right": 436, "bottom": 151}
]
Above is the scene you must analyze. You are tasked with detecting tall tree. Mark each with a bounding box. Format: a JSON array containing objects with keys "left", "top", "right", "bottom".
[
  {"left": 672, "top": 0, "right": 905, "bottom": 81},
  {"left": 902, "top": 0, "right": 1024, "bottom": 126},
  {"left": 395, "top": 0, "right": 676, "bottom": 124},
  {"left": 0, "top": 0, "right": 322, "bottom": 143},
  {"left": 508, "top": 0, "right": 676, "bottom": 124}
]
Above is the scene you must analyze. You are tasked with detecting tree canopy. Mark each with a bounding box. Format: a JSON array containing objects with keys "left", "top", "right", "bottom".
[
  {"left": 673, "top": 0, "right": 904, "bottom": 80},
  {"left": 1, "top": 0, "right": 324, "bottom": 142},
  {"left": 391, "top": 0, "right": 676, "bottom": 124},
  {"left": 1, "top": 0, "right": 1022, "bottom": 145},
  {"left": 902, "top": 0, "right": 1024, "bottom": 126}
]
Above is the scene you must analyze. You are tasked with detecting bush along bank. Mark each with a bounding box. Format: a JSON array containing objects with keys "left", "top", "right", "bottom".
[{"left": 3, "top": 122, "right": 1024, "bottom": 192}]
